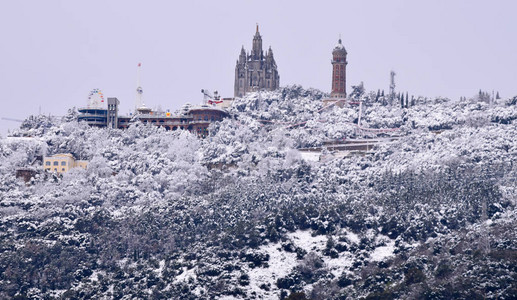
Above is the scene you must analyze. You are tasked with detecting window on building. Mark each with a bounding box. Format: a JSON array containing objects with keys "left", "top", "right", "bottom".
[
  {"left": 53, "top": 161, "right": 59, "bottom": 166},
  {"left": 61, "top": 161, "right": 66, "bottom": 166},
  {"left": 62, "top": 168, "right": 65, "bottom": 171},
  {"left": 45, "top": 161, "right": 50, "bottom": 166}
]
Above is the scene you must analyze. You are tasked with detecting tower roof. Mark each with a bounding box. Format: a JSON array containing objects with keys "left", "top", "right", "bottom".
[{"left": 333, "top": 38, "right": 347, "bottom": 54}]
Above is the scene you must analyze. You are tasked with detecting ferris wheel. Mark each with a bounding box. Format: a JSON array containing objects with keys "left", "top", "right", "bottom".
[{"left": 87, "top": 88, "right": 105, "bottom": 108}]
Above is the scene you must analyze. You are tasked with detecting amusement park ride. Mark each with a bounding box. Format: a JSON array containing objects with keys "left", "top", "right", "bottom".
[{"left": 87, "top": 88, "right": 105, "bottom": 108}]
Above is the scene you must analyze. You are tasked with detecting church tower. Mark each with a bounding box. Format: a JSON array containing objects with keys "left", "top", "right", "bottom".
[
  {"left": 252, "top": 25, "right": 263, "bottom": 60},
  {"left": 234, "top": 25, "right": 280, "bottom": 98},
  {"left": 330, "top": 38, "right": 347, "bottom": 98}
]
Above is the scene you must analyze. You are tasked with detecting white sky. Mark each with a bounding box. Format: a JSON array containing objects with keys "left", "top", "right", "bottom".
[{"left": 1, "top": 0, "right": 516, "bottom": 136}]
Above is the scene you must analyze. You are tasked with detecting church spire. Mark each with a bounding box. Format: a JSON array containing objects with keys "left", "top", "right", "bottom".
[
  {"left": 239, "top": 45, "right": 246, "bottom": 63},
  {"left": 267, "top": 46, "right": 275, "bottom": 60},
  {"left": 252, "top": 24, "right": 263, "bottom": 60}
]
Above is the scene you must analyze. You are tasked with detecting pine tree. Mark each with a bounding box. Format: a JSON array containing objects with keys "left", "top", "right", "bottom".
[{"left": 496, "top": 91, "right": 500, "bottom": 99}]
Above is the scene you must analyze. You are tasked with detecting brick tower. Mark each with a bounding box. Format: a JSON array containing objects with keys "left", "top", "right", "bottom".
[{"left": 330, "top": 38, "right": 347, "bottom": 98}]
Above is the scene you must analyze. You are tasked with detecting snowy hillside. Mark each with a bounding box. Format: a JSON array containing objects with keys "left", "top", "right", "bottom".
[{"left": 0, "top": 86, "right": 516, "bottom": 299}]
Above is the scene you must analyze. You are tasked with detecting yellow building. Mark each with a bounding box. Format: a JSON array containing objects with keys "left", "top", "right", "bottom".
[{"left": 43, "top": 154, "right": 88, "bottom": 174}]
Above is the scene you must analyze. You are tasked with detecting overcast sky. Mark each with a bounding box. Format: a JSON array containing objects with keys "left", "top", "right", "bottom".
[{"left": 1, "top": 0, "right": 516, "bottom": 136}]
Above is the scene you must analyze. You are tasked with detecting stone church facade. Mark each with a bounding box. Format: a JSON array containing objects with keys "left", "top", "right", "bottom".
[{"left": 234, "top": 25, "right": 280, "bottom": 98}]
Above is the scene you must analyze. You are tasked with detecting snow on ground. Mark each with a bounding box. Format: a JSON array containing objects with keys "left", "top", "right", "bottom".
[
  {"left": 299, "top": 151, "right": 320, "bottom": 162},
  {"left": 370, "top": 240, "right": 395, "bottom": 262},
  {"left": 44, "top": 289, "right": 67, "bottom": 299},
  {"left": 192, "top": 286, "right": 205, "bottom": 297},
  {"left": 288, "top": 230, "right": 327, "bottom": 252},
  {"left": 4, "top": 136, "right": 43, "bottom": 142},
  {"left": 289, "top": 230, "right": 356, "bottom": 277},
  {"left": 344, "top": 230, "right": 360, "bottom": 244},
  {"left": 155, "top": 260, "right": 165, "bottom": 277},
  {"left": 173, "top": 266, "right": 197, "bottom": 284},
  {"left": 325, "top": 251, "right": 355, "bottom": 279},
  {"left": 244, "top": 229, "right": 397, "bottom": 297},
  {"left": 89, "top": 270, "right": 106, "bottom": 282},
  {"left": 235, "top": 230, "right": 335, "bottom": 299},
  {"left": 245, "top": 242, "right": 298, "bottom": 299}
]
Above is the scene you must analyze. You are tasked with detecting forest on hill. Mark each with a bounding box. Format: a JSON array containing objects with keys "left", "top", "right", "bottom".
[{"left": 0, "top": 86, "right": 516, "bottom": 299}]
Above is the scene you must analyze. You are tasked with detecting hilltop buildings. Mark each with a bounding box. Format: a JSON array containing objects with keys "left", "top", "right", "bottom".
[
  {"left": 234, "top": 25, "right": 280, "bottom": 97},
  {"left": 79, "top": 27, "right": 348, "bottom": 135},
  {"left": 78, "top": 100, "right": 228, "bottom": 138}
]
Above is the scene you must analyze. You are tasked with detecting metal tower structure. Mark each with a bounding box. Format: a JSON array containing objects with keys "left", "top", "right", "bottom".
[
  {"left": 135, "top": 63, "right": 146, "bottom": 112},
  {"left": 389, "top": 70, "right": 396, "bottom": 105}
]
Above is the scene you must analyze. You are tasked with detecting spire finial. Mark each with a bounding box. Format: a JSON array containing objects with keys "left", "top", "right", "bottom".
[
  {"left": 338, "top": 33, "right": 342, "bottom": 44},
  {"left": 256, "top": 23, "right": 259, "bottom": 33}
]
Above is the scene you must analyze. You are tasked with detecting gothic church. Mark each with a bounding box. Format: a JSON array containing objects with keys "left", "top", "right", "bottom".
[{"left": 234, "top": 25, "right": 280, "bottom": 97}]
